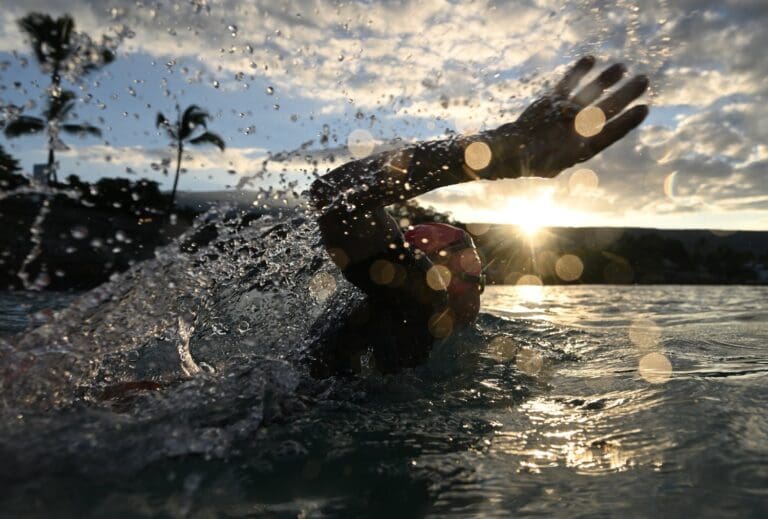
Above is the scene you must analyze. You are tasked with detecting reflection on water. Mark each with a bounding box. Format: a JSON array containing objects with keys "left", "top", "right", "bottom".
[
  {"left": 0, "top": 290, "right": 77, "bottom": 336},
  {"left": 475, "top": 285, "right": 768, "bottom": 515},
  {"left": 1, "top": 283, "right": 768, "bottom": 516}
]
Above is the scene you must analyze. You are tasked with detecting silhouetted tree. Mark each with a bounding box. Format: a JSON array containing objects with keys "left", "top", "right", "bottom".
[
  {"left": 0, "top": 145, "right": 20, "bottom": 175},
  {"left": 5, "top": 90, "right": 102, "bottom": 183},
  {"left": 0, "top": 144, "right": 27, "bottom": 190},
  {"left": 156, "top": 105, "right": 225, "bottom": 210},
  {"left": 7, "top": 13, "right": 115, "bottom": 183}
]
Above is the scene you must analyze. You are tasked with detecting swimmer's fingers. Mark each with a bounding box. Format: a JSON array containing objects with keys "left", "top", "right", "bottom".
[
  {"left": 554, "top": 55, "right": 595, "bottom": 98},
  {"left": 584, "top": 104, "right": 649, "bottom": 159},
  {"left": 596, "top": 74, "right": 650, "bottom": 119},
  {"left": 573, "top": 63, "right": 627, "bottom": 106}
]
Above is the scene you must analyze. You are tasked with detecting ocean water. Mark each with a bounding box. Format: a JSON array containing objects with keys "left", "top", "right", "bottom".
[{"left": 0, "top": 212, "right": 767, "bottom": 517}]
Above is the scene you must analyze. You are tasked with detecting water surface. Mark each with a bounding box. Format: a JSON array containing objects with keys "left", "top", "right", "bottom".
[{"left": 1, "top": 218, "right": 766, "bottom": 517}]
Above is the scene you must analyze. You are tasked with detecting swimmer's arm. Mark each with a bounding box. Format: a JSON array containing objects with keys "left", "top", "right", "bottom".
[{"left": 310, "top": 56, "right": 649, "bottom": 215}]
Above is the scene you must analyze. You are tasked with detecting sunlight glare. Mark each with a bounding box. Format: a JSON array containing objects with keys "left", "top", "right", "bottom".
[
  {"left": 498, "top": 192, "right": 594, "bottom": 235},
  {"left": 514, "top": 274, "right": 544, "bottom": 302},
  {"left": 519, "top": 220, "right": 542, "bottom": 238}
]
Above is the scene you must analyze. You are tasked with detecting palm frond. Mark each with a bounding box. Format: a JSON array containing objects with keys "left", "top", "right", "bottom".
[
  {"left": 59, "top": 15, "right": 74, "bottom": 41},
  {"left": 180, "top": 105, "right": 208, "bottom": 139},
  {"left": 18, "top": 13, "right": 54, "bottom": 65},
  {"left": 188, "top": 131, "right": 225, "bottom": 151},
  {"left": 54, "top": 16, "right": 75, "bottom": 62},
  {"left": 81, "top": 48, "right": 116, "bottom": 74},
  {"left": 156, "top": 112, "right": 177, "bottom": 140},
  {"left": 17, "top": 13, "right": 75, "bottom": 67},
  {"left": 4, "top": 116, "right": 45, "bottom": 137},
  {"left": 182, "top": 104, "right": 203, "bottom": 122},
  {"left": 45, "top": 90, "right": 77, "bottom": 120},
  {"left": 61, "top": 123, "right": 102, "bottom": 138}
]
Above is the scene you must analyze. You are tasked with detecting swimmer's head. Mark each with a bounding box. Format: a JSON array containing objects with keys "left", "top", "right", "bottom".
[{"left": 404, "top": 223, "right": 484, "bottom": 325}]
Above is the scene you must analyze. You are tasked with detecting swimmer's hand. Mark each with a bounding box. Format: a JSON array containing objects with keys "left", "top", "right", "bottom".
[{"left": 487, "top": 56, "right": 649, "bottom": 179}]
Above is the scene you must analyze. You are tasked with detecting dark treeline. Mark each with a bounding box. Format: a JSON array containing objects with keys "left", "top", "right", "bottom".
[
  {"left": 466, "top": 225, "right": 768, "bottom": 285},
  {"left": 0, "top": 171, "right": 193, "bottom": 290}
]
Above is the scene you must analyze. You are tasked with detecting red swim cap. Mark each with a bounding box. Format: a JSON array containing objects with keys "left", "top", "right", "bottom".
[{"left": 404, "top": 223, "right": 484, "bottom": 324}]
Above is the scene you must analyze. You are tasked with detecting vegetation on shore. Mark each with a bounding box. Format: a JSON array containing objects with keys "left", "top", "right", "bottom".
[
  {"left": 4, "top": 13, "right": 115, "bottom": 184},
  {"left": 156, "top": 105, "right": 226, "bottom": 211}
]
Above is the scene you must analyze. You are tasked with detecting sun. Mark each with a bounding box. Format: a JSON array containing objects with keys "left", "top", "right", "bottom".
[
  {"left": 503, "top": 196, "right": 554, "bottom": 239},
  {"left": 500, "top": 192, "right": 587, "bottom": 236},
  {"left": 519, "top": 219, "right": 542, "bottom": 238}
]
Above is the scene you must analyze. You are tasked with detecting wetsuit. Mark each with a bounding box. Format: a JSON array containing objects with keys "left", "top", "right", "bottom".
[{"left": 308, "top": 137, "right": 489, "bottom": 376}]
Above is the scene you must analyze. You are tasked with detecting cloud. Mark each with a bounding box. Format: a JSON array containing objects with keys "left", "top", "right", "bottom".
[
  {"left": 57, "top": 143, "right": 269, "bottom": 188},
  {"left": 0, "top": 0, "right": 767, "bottom": 228}
]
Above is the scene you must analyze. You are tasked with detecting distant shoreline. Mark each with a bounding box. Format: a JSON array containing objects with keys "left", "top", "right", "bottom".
[{"left": 2, "top": 187, "right": 767, "bottom": 290}]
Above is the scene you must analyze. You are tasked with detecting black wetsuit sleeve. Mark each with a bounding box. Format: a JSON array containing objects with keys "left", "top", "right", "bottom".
[{"left": 309, "top": 135, "right": 492, "bottom": 303}]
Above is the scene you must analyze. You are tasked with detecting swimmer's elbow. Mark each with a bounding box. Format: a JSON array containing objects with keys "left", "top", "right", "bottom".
[
  {"left": 309, "top": 175, "right": 331, "bottom": 212},
  {"left": 310, "top": 161, "right": 353, "bottom": 212}
]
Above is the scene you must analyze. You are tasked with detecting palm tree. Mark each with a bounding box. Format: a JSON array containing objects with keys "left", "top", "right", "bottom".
[
  {"left": 18, "top": 13, "right": 115, "bottom": 91},
  {"left": 156, "top": 105, "right": 225, "bottom": 210},
  {"left": 0, "top": 145, "right": 21, "bottom": 175},
  {"left": 4, "top": 90, "right": 101, "bottom": 183},
  {"left": 12, "top": 13, "right": 115, "bottom": 183}
]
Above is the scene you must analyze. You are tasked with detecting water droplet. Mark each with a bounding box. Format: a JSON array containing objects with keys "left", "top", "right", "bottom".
[
  {"left": 555, "top": 254, "right": 584, "bottom": 281},
  {"left": 629, "top": 319, "right": 662, "bottom": 351},
  {"left": 516, "top": 274, "right": 542, "bottom": 286},
  {"left": 428, "top": 311, "right": 453, "bottom": 338},
  {"left": 426, "top": 265, "right": 452, "bottom": 291},
  {"left": 464, "top": 141, "right": 492, "bottom": 170},
  {"left": 326, "top": 247, "right": 349, "bottom": 269},
  {"left": 309, "top": 272, "right": 337, "bottom": 302},
  {"left": 569, "top": 168, "right": 599, "bottom": 195},
  {"left": 369, "top": 259, "right": 395, "bottom": 285},
  {"left": 488, "top": 336, "right": 519, "bottom": 361},
  {"left": 347, "top": 129, "right": 375, "bottom": 158},
  {"left": 575, "top": 106, "right": 606, "bottom": 137},
  {"left": 466, "top": 223, "right": 490, "bottom": 236},
  {"left": 639, "top": 352, "right": 672, "bottom": 383},
  {"left": 71, "top": 225, "right": 88, "bottom": 240},
  {"left": 517, "top": 348, "right": 544, "bottom": 375}
]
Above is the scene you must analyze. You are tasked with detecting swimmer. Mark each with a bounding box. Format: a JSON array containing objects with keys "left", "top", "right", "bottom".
[{"left": 309, "top": 56, "right": 648, "bottom": 375}]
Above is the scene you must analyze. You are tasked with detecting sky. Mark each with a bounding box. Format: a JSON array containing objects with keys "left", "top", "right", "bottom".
[{"left": 0, "top": 0, "right": 766, "bottom": 230}]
